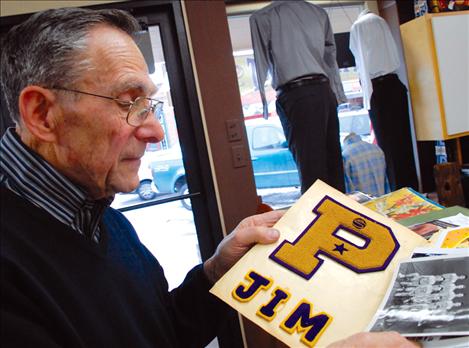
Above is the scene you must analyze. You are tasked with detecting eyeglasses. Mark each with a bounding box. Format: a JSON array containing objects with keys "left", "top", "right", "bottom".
[{"left": 50, "top": 87, "right": 163, "bottom": 127}]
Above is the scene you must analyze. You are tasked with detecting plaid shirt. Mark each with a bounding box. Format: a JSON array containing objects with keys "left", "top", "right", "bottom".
[{"left": 342, "top": 133, "right": 390, "bottom": 197}]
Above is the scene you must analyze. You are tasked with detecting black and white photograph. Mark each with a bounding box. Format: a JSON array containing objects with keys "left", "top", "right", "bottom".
[{"left": 368, "top": 255, "right": 469, "bottom": 337}]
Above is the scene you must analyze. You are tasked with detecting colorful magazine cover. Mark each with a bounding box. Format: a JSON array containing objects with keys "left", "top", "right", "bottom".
[
  {"left": 412, "top": 224, "right": 469, "bottom": 260},
  {"left": 407, "top": 220, "right": 455, "bottom": 240},
  {"left": 364, "top": 188, "right": 443, "bottom": 221},
  {"left": 436, "top": 227, "right": 469, "bottom": 249}
]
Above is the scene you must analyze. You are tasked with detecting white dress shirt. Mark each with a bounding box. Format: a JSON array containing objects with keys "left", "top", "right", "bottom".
[{"left": 349, "top": 11, "right": 401, "bottom": 110}]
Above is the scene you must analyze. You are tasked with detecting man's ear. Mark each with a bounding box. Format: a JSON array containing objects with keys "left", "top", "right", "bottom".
[{"left": 18, "top": 86, "right": 60, "bottom": 142}]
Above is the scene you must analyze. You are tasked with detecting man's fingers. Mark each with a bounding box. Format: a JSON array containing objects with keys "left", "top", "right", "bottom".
[
  {"left": 240, "top": 209, "right": 286, "bottom": 228},
  {"left": 256, "top": 209, "right": 285, "bottom": 224},
  {"left": 233, "top": 225, "right": 280, "bottom": 246},
  {"left": 232, "top": 210, "right": 285, "bottom": 246},
  {"left": 255, "top": 209, "right": 285, "bottom": 225},
  {"left": 204, "top": 210, "right": 285, "bottom": 283}
]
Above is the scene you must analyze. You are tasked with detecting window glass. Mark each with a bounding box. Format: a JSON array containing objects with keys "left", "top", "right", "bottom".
[
  {"left": 338, "top": 66, "right": 374, "bottom": 144},
  {"left": 111, "top": 25, "right": 200, "bottom": 291},
  {"left": 228, "top": 5, "right": 373, "bottom": 209},
  {"left": 252, "top": 126, "right": 285, "bottom": 150},
  {"left": 111, "top": 22, "right": 219, "bottom": 348},
  {"left": 231, "top": 45, "right": 300, "bottom": 209}
]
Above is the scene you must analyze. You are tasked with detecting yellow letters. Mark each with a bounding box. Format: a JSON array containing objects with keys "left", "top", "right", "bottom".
[
  {"left": 257, "top": 287, "right": 291, "bottom": 321},
  {"left": 280, "top": 300, "right": 332, "bottom": 347},
  {"left": 270, "top": 196, "right": 399, "bottom": 279},
  {"left": 233, "top": 271, "right": 332, "bottom": 347},
  {"left": 232, "top": 270, "right": 272, "bottom": 302}
]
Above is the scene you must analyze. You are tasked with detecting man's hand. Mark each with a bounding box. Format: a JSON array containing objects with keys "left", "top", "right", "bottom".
[
  {"left": 327, "top": 332, "right": 421, "bottom": 348},
  {"left": 204, "top": 210, "right": 284, "bottom": 284}
]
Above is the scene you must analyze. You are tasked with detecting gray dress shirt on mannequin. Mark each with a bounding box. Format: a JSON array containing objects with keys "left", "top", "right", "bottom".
[{"left": 250, "top": 0, "right": 347, "bottom": 118}]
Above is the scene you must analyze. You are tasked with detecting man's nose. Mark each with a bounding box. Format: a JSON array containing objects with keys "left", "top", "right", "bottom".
[{"left": 135, "top": 113, "right": 165, "bottom": 144}]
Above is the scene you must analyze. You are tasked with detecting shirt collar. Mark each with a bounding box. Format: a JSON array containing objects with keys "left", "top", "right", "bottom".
[
  {"left": 358, "top": 9, "right": 371, "bottom": 19},
  {"left": 344, "top": 133, "right": 362, "bottom": 146},
  {"left": 0, "top": 128, "right": 113, "bottom": 233}
]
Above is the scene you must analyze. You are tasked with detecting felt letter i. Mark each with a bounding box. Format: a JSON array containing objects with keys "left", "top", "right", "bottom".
[{"left": 257, "top": 287, "right": 290, "bottom": 321}]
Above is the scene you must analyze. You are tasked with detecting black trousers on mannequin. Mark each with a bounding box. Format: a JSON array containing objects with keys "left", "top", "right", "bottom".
[
  {"left": 276, "top": 79, "right": 345, "bottom": 194},
  {"left": 369, "top": 74, "right": 418, "bottom": 191}
]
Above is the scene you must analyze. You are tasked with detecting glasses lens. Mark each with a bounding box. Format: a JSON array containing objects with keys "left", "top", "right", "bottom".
[{"left": 127, "top": 97, "right": 151, "bottom": 126}]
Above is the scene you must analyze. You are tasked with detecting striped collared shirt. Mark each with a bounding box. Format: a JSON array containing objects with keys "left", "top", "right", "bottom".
[{"left": 0, "top": 128, "right": 112, "bottom": 243}]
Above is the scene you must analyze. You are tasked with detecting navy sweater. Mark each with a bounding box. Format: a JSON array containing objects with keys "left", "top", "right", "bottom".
[{"left": 1, "top": 186, "right": 226, "bottom": 347}]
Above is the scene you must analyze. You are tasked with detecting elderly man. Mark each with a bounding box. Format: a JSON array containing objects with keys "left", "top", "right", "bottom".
[{"left": 0, "top": 7, "right": 417, "bottom": 348}]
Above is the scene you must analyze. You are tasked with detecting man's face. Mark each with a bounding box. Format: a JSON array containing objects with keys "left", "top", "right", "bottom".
[{"left": 53, "top": 25, "right": 164, "bottom": 199}]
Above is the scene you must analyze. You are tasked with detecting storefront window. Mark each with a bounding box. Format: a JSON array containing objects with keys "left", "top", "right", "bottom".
[
  {"left": 228, "top": 5, "right": 373, "bottom": 208},
  {"left": 111, "top": 25, "right": 200, "bottom": 291},
  {"left": 338, "top": 67, "right": 374, "bottom": 144}
]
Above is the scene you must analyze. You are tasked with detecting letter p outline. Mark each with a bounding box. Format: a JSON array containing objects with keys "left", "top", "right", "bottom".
[{"left": 270, "top": 196, "right": 399, "bottom": 279}]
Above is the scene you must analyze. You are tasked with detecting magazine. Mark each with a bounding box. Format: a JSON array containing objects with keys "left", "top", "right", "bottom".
[
  {"left": 401, "top": 208, "right": 469, "bottom": 244},
  {"left": 364, "top": 187, "right": 443, "bottom": 221},
  {"left": 413, "top": 226, "right": 469, "bottom": 258},
  {"left": 436, "top": 227, "right": 469, "bottom": 249},
  {"left": 407, "top": 219, "right": 458, "bottom": 240},
  {"left": 399, "top": 207, "right": 469, "bottom": 229}
]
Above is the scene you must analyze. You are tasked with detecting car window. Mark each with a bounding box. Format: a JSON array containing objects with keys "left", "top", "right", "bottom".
[{"left": 252, "top": 126, "right": 286, "bottom": 150}]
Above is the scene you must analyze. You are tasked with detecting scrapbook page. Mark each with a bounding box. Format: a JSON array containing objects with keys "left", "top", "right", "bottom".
[{"left": 210, "top": 180, "right": 429, "bottom": 347}]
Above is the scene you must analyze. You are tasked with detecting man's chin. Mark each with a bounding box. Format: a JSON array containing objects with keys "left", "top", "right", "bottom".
[
  {"left": 123, "top": 183, "right": 140, "bottom": 194},
  {"left": 112, "top": 178, "right": 140, "bottom": 196}
]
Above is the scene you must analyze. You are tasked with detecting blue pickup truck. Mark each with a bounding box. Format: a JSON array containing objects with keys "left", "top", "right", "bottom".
[
  {"left": 140, "top": 112, "right": 371, "bottom": 208},
  {"left": 148, "top": 118, "right": 300, "bottom": 209}
]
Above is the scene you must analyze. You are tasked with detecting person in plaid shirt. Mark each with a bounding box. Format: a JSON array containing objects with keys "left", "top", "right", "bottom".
[{"left": 342, "top": 133, "right": 390, "bottom": 197}]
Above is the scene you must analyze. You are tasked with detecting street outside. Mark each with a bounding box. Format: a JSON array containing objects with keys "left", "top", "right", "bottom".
[
  {"left": 112, "top": 194, "right": 201, "bottom": 290},
  {"left": 260, "top": 186, "right": 301, "bottom": 210},
  {"left": 111, "top": 186, "right": 301, "bottom": 290}
]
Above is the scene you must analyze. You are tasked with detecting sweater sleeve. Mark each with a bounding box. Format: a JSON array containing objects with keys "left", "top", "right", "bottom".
[
  {"left": 1, "top": 311, "right": 63, "bottom": 348},
  {"left": 111, "top": 208, "right": 230, "bottom": 348},
  {"left": 1, "top": 257, "right": 78, "bottom": 348},
  {"left": 167, "top": 264, "right": 230, "bottom": 347}
]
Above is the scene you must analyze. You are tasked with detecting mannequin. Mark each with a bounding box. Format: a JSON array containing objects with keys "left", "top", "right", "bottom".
[
  {"left": 350, "top": 10, "right": 418, "bottom": 191},
  {"left": 250, "top": 0, "right": 346, "bottom": 193}
]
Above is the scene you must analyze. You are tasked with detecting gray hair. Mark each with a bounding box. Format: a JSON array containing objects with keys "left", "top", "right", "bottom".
[{"left": 0, "top": 7, "right": 140, "bottom": 124}]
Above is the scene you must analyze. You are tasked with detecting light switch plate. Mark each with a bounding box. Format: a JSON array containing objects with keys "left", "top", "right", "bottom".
[
  {"left": 226, "top": 119, "right": 243, "bottom": 142},
  {"left": 231, "top": 145, "right": 247, "bottom": 168}
]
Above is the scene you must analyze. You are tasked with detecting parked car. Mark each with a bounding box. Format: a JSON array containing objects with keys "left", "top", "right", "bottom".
[
  {"left": 246, "top": 118, "right": 299, "bottom": 188},
  {"left": 149, "top": 118, "right": 300, "bottom": 209},
  {"left": 147, "top": 113, "right": 373, "bottom": 208},
  {"left": 148, "top": 145, "right": 190, "bottom": 208},
  {"left": 338, "top": 108, "right": 374, "bottom": 144},
  {"left": 135, "top": 143, "right": 161, "bottom": 201}
]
